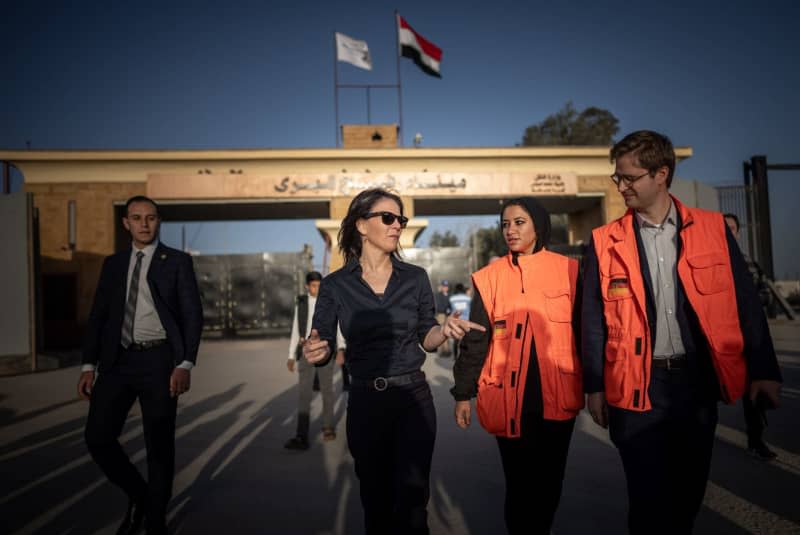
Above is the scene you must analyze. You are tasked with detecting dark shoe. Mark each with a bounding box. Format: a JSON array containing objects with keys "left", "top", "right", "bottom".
[
  {"left": 747, "top": 442, "right": 777, "bottom": 460},
  {"left": 284, "top": 436, "right": 310, "bottom": 450},
  {"left": 322, "top": 428, "right": 336, "bottom": 441},
  {"left": 117, "top": 496, "right": 146, "bottom": 535}
]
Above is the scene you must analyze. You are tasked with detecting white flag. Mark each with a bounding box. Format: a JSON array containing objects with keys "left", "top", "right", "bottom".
[{"left": 336, "top": 32, "right": 372, "bottom": 71}]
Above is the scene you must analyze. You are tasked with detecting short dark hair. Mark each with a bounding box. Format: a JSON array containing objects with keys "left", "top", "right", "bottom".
[
  {"left": 338, "top": 188, "right": 404, "bottom": 264},
  {"left": 125, "top": 195, "right": 159, "bottom": 216},
  {"left": 305, "top": 271, "right": 322, "bottom": 284},
  {"left": 454, "top": 283, "right": 466, "bottom": 294},
  {"left": 610, "top": 130, "right": 676, "bottom": 188},
  {"left": 723, "top": 213, "right": 740, "bottom": 232}
]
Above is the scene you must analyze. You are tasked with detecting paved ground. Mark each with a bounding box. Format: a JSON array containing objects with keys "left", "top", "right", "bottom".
[{"left": 1, "top": 319, "right": 798, "bottom": 534}]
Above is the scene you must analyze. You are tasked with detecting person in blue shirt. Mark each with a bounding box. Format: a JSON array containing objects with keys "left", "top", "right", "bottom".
[{"left": 448, "top": 283, "right": 472, "bottom": 358}]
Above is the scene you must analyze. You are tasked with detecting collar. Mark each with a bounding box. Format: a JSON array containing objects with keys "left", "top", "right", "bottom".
[
  {"left": 132, "top": 239, "right": 159, "bottom": 258},
  {"left": 345, "top": 254, "right": 409, "bottom": 273},
  {"left": 511, "top": 247, "right": 547, "bottom": 266},
  {"left": 635, "top": 200, "right": 676, "bottom": 229}
]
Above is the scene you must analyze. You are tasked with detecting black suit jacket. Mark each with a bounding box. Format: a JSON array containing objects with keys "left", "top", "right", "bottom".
[{"left": 82, "top": 242, "right": 204, "bottom": 371}]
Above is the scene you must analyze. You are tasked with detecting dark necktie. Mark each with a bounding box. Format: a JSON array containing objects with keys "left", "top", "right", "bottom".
[{"left": 121, "top": 251, "right": 145, "bottom": 348}]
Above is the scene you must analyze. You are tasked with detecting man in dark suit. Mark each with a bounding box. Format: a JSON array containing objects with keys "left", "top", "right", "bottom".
[{"left": 77, "top": 195, "right": 203, "bottom": 535}]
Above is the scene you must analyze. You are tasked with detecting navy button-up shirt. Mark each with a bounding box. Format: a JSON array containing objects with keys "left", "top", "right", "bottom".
[{"left": 312, "top": 255, "right": 439, "bottom": 379}]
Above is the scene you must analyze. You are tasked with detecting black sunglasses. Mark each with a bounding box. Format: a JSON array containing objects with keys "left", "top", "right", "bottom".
[{"left": 364, "top": 211, "right": 409, "bottom": 228}]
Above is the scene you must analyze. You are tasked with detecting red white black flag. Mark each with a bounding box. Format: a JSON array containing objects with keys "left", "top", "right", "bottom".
[{"left": 397, "top": 14, "right": 442, "bottom": 78}]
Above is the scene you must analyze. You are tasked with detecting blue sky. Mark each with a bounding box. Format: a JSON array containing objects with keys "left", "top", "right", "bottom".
[{"left": 2, "top": 0, "right": 798, "bottom": 276}]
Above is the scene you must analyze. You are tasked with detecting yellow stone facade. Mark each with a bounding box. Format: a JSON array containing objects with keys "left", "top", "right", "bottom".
[{"left": 1, "top": 142, "right": 692, "bottom": 328}]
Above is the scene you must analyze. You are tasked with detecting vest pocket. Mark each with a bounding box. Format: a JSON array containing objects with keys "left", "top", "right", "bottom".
[
  {"left": 687, "top": 251, "right": 730, "bottom": 295},
  {"left": 603, "top": 340, "right": 627, "bottom": 405},
  {"left": 543, "top": 289, "right": 572, "bottom": 323},
  {"left": 557, "top": 361, "right": 584, "bottom": 412},
  {"left": 711, "top": 351, "right": 747, "bottom": 403},
  {"left": 477, "top": 378, "right": 507, "bottom": 435}
]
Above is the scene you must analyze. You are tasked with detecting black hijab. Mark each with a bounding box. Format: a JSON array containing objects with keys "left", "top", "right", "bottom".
[{"left": 500, "top": 197, "right": 551, "bottom": 253}]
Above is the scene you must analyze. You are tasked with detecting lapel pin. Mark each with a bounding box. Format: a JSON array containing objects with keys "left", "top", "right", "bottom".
[{"left": 161, "top": 253, "right": 167, "bottom": 260}]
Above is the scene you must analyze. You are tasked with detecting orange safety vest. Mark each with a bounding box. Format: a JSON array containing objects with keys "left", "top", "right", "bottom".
[
  {"left": 473, "top": 249, "right": 583, "bottom": 438},
  {"left": 592, "top": 195, "right": 747, "bottom": 411}
]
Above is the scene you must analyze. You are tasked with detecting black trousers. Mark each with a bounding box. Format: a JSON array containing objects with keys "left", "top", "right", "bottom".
[
  {"left": 346, "top": 379, "right": 436, "bottom": 535},
  {"left": 85, "top": 345, "right": 178, "bottom": 529},
  {"left": 608, "top": 366, "right": 718, "bottom": 535},
  {"left": 742, "top": 393, "right": 765, "bottom": 446},
  {"left": 495, "top": 414, "right": 575, "bottom": 535}
]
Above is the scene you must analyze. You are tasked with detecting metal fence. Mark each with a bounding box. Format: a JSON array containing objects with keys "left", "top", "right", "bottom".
[
  {"left": 403, "top": 247, "right": 477, "bottom": 291},
  {"left": 193, "top": 250, "right": 313, "bottom": 337},
  {"left": 717, "top": 184, "right": 754, "bottom": 259},
  {"left": 717, "top": 180, "right": 782, "bottom": 274}
]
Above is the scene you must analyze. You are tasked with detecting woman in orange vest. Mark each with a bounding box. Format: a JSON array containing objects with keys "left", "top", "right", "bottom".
[{"left": 452, "top": 197, "right": 583, "bottom": 535}]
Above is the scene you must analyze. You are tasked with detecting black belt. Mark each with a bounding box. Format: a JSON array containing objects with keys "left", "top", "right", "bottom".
[
  {"left": 652, "top": 355, "right": 687, "bottom": 370},
  {"left": 126, "top": 339, "right": 168, "bottom": 351},
  {"left": 350, "top": 370, "right": 426, "bottom": 391}
]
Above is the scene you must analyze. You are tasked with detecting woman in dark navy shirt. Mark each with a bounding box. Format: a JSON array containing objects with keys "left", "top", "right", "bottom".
[{"left": 305, "top": 188, "right": 483, "bottom": 535}]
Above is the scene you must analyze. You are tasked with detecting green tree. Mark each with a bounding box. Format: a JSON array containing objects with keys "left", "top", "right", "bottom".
[
  {"left": 429, "top": 230, "right": 460, "bottom": 247},
  {"left": 470, "top": 226, "right": 507, "bottom": 267},
  {"left": 522, "top": 101, "right": 619, "bottom": 146}
]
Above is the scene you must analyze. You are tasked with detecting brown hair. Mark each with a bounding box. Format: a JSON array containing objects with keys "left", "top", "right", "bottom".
[
  {"left": 338, "top": 188, "right": 404, "bottom": 264},
  {"left": 610, "top": 130, "right": 676, "bottom": 188},
  {"left": 125, "top": 195, "right": 159, "bottom": 216}
]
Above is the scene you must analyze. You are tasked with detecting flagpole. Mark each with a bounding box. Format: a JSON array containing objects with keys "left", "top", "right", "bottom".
[
  {"left": 333, "top": 32, "right": 340, "bottom": 147},
  {"left": 394, "top": 10, "right": 404, "bottom": 147}
]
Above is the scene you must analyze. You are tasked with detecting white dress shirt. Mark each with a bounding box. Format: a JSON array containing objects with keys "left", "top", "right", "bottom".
[
  {"left": 287, "top": 294, "right": 346, "bottom": 361},
  {"left": 126, "top": 241, "right": 167, "bottom": 342}
]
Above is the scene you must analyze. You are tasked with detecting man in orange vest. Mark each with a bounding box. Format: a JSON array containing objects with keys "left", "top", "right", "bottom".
[{"left": 581, "top": 130, "right": 782, "bottom": 534}]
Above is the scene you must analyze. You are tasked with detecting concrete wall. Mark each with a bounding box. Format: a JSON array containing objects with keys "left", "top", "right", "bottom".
[
  {"left": 671, "top": 178, "right": 720, "bottom": 211},
  {"left": 0, "top": 193, "right": 32, "bottom": 357},
  {"left": 25, "top": 182, "right": 144, "bottom": 331}
]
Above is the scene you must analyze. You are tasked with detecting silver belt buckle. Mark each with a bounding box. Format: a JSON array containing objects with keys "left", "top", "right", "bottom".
[{"left": 373, "top": 377, "right": 388, "bottom": 391}]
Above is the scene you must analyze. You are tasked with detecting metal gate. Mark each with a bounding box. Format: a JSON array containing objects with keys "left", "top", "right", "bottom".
[
  {"left": 718, "top": 182, "right": 796, "bottom": 320},
  {"left": 403, "top": 247, "right": 476, "bottom": 291},
  {"left": 717, "top": 184, "right": 756, "bottom": 259},
  {"left": 193, "top": 250, "right": 313, "bottom": 337}
]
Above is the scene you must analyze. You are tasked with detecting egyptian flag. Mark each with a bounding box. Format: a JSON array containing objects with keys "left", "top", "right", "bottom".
[{"left": 397, "top": 14, "right": 442, "bottom": 78}]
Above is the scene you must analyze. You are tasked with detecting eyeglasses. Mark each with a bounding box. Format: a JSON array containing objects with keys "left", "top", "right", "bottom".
[
  {"left": 364, "top": 211, "right": 409, "bottom": 228},
  {"left": 610, "top": 171, "right": 651, "bottom": 187}
]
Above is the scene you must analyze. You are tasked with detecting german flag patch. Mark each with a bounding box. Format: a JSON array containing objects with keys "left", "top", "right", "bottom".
[
  {"left": 494, "top": 319, "right": 507, "bottom": 337},
  {"left": 608, "top": 277, "right": 631, "bottom": 298}
]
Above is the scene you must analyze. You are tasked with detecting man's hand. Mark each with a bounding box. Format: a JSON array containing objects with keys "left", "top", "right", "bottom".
[
  {"left": 304, "top": 329, "right": 330, "bottom": 364},
  {"left": 587, "top": 392, "right": 608, "bottom": 428},
  {"left": 750, "top": 379, "right": 782, "bottom": 409},
  {"left": 77, "top": 371, "right": 95, "bottom": 401},
  {"left": 335, "top": 349, "right": 345, "bottom": 366},
  {"left": 170, "top": 368, "right": 191, "bottom": 398},
  {"left": 287, "top": 359, "right": 295, "bottom": 372},
  {"left": 454, "top": 400, "right": 472, "bottom": 429}
]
